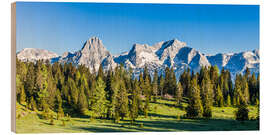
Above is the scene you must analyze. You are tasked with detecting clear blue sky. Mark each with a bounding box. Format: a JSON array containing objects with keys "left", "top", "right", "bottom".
[{"left": 16, "top": 2, "right": 259, "bottom": 55}]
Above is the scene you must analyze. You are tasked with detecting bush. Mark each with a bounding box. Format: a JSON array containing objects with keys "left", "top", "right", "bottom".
[
  {"left": 235, "top": 104, "right": 249, "bottom": 121},
  {"left": 203, "top": 107, "right": 212, "bottom": 118}
]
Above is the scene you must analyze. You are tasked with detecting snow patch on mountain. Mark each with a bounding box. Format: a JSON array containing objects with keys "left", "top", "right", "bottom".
[
  {"left": 16, "top": 37, "right": 259, "bottom": 80},
  {"left": 17, "top": 48, "right": 59, "bottom": 62}
]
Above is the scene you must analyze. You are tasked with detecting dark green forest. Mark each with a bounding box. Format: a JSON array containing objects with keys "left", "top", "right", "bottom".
[{"left": 16, "top": 58, "right": 260, "bottom": 123}]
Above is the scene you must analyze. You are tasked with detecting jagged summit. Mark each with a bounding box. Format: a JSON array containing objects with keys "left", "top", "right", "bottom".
[
  {"left": 81, "top": 37, "right": 108, "bottom": 54},
  {"left": 16, "top": 37, "right": 259, "bottom": 79}
]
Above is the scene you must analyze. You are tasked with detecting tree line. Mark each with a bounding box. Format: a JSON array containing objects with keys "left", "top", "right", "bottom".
[{"left": 16, "top": 58, "right": 259, "bottom": 122}]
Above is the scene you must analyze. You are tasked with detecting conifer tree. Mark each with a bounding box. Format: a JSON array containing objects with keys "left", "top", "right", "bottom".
[
  {"left": 180, "top": 69, "right": 191, "bottom": 96},
  {"left": 175, "top": 82, "right": 183, "bottom": 106},
  {"left": 16, "top": 75, "right": 26, "bottom": 105},
  {"left": 139, "top": 72, "right": 144, "bottom": 96},
  {"left": 67, "top": 78, "right": 78, "bottom": 109},
  {"left": 170, "top": 68, "right": 177, "bottom": 96},
  {"left": 36, "top": 64, "right": 49, "bottom": 111},
  {"left": 158, "top": 75, "right": 165, "bottom": 97},
  {"left": 233, "top": 75, "right": 243, "bottom": 106},
  {"left": 97, "top": 64, "right": 104, "bottom": 80},
  {"left": 186, "top": 78, "right": 203, "bottom": 118},
  {"left": 143, "top": 74, "right": 151, "bottom": 118},
  {"left": 249, "top": 73, "right": 257, "bottom": 104},
  {"left": 226, "top": 95, "right": 231, "bottom": 107},
  {"left": 90, "top": 77, "right": 108, "bottom": 119},
  {"left": 201, "top": 76, "right": 213, "bottom": 118},
  {"left": 109, "top": 70, "right": 120, "bottom": 120},
  {"left": 130, "top": 79, "right": 140, "bottom": 122},
  {"left": 215, "top": 85, "right": 224, "bottom": 107},
  {"left": 152, "top": 69, "right": 158, "bottom": 102},
  {"left": 77, "top": 86, "right": 88, "bottom": 115},
  {"left": 242, "top": 81, "right": 250, "bottom": 104},
  {"left": 164, "top": 67, "right": 170, "bottom": 95},
  {"left": 117, "top": 79, "right": 129, "bottom": 120}
]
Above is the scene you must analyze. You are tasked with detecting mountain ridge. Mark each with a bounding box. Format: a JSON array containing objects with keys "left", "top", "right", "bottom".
[{"left": 16, "top": 37, "right": 259, "bottom": 79}]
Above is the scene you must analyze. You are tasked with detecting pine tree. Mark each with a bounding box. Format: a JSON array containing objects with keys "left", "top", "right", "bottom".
[
  {"left": 201, "top": 76, "right": 213, "bottom": 118},
  {"left": 186, "top": 78, "right": 203, "bottom": 118},
  {"left": 164, "top": 67, "right": 170, "bottom": 95},
  {"left": 242, "top": 81, "right": 250, "bottom": 104},
  {"left": 215, "top": 85, "right": 224, "bottom": 107},
  {"left": 36, "top": 64, "right": 49, "bottom": 111},
  {"left": 16, "top": 74, "right": 26, "bottom": 105},
  {"left": 233, "top": 75, "right": 243, "bottom": 106},
  {"left": 97, "top": 64, "right": 104, "bottom": 80},
  {"left": 117, "top": 79, "right": 129, "bottom": 120},
  {"left": 130, "top": 79, "right": 140, "bottom": 122},
  {"left": 226, "top": 95, "right": 231, "bottom": 107},
  {"left": 152, "top": 70, "right": 158, "bottom": 102},
  {"left": 77, "top": 86, "right": 88, "bottom": 115},
  {"left": 57, "top": 102, "right": 64, "bottom": 120},
  {"left": 143, "top": 74, "right": 151, "bottom": 118},
  {"left": 67, "top": 78, "right": 78, "bottom": 109},
  {"left": 109, "top": 71, "right": 120, "bottom": 120},
  {"left": 90, "top": 77, "right": 108, "bottom": 119},
  {"left": 139, "top": 72, "right": 144, "bottom": 96},
  {"left": 170, "top": 68, "right": 177, "bottom": 96},
  {"left": 175, "top": 83, "right": 183, "bottom": 106},
  {"left": 158, "top": 74, "right": 165, "bottom": 97}
]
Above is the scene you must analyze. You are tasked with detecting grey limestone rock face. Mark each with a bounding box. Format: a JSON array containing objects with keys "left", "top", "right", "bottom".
[{"left": 17, "top": 37, "right": 259, "bottom": 80}]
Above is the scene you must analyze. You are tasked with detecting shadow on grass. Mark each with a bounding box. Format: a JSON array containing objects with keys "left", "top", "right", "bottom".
[
  {"left": 38, "top": 115, "right": 259, "bottom": 132},
  {"left": 77, "top": 126, "right": 129, "bottom": 132},
  {"left": 135, "top": 118, "right": 259, "bottom": 131},
  {"left": 148, "top": 113, "right": 177, "bottom": 119}
]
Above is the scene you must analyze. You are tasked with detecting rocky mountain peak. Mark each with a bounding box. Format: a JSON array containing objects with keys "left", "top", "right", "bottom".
[
  {"left": 16, "top": 37, "right": 259, "bottom": 80},
  {"left": 81, "top": 37, "right": 108, "bottom": 54}
]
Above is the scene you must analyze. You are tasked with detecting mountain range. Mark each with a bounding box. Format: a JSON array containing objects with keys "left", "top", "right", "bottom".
[{"left": 16, "top": 37, "right": 259, "bottom": 79}]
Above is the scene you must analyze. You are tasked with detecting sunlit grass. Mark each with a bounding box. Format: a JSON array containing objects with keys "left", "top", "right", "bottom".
[{"left": 16, "top": 98, "right": 259, "bottom": 133}]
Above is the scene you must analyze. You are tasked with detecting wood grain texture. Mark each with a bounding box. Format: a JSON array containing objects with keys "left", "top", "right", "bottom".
[{"left": 11, "top": 2, "right": 16, "bottom": 133}]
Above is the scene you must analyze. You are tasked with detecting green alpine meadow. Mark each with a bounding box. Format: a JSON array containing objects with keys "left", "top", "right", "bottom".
[{"left": 15, "top": 59, "right": 259, "bottom": 133}]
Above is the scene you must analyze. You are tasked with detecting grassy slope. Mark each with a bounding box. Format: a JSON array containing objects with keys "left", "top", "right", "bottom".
[{"left": 16, "top": 98, "right": 259, "bottom": 133}]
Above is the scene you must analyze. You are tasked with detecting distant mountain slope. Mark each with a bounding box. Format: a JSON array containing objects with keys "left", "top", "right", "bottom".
[
  {"left": 207, "top": 50, "right": 259, "bottom": 77},
  {"left": 17, "top": 48, "right": 59, "bottom": 62},
  {"left": 16, "top": 37, "right": 259, "bottom": 79}
]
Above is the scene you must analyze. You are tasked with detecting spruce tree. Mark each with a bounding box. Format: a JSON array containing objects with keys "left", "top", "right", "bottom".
[
  {"left": 175, "top": 83, "right": 183, "bottom": 106},
  {"left": 215, "top": 85, "right": 224, "bottom": 107},
  {"left": 186, "top": 78, "right": 203, "bottom": 118},
  {"left": 143, "top": 74, "right": 151, "bottom": 118},
  {"left": 164, "top": 67, "right": 170, "bottom": 95},
  {"left": 152, "top": 69, "right": 158, "bottom": 102},
  {"left": 201, "top": 76, "right": 213, "bottom": 118},
  {"left": 77, "top": 86, "right": 88, "bottom": 115},
  {"left": 130, "top": 79, "right": 140, "bottom": 122},
  {"left": 90, "top": 77, "right": 108, "bottom": 119},
  {"left": 158, "top": 75, "right": 165, "bottom": 97},
  {"left": 226, "top": 95, "right": 231, "bottom": 107},
  {"left": 117, "top": 79, "right": 129, "bottom": 120}
]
